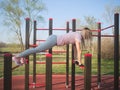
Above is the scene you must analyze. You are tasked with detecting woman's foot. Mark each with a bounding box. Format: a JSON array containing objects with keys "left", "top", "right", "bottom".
[
  {"left": 74, "top": 60, "right": 85, "bottom": 69},
  {"left": 12, "top": 56, "right": 23, "bottom": 65}
]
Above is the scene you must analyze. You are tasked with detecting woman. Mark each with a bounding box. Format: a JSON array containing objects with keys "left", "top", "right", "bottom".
[{"left": 12, "top": 27, "right": 92, "bottom": 69}]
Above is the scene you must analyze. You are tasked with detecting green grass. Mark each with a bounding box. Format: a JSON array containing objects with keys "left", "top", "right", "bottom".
[{"left": 0, "top": 53, "right": 120, "bottom": 78}]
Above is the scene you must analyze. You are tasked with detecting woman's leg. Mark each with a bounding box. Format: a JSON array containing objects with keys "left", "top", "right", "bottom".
[{"left": 16, "top": 35, "right": 57, "bottom": 58}]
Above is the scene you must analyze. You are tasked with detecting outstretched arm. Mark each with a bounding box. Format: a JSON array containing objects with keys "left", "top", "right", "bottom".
[{"left": 75, "top": 39, "right": 82, "bottom": 65}]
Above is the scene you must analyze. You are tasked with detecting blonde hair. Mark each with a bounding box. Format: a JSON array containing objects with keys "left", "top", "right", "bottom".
[{"left": 81, "top": 27, "right": 92, "bottom": 50}]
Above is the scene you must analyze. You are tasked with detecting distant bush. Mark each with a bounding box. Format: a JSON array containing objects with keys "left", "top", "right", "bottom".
[
  {"left": 101, "top": 38, "right": 114, "bottom": 59},
  {"left": 93, "top": 37, "right": 120, "bottom": 60},
  {"left": 0, "top": 42, "right": 6, "bottom": 48}
]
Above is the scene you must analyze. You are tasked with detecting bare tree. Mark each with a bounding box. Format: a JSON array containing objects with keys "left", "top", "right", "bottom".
[
  {"left": 84, "top": 16, "right": 98, "bottom": 30},
  {"left": 0, "top": 0, "right": 46, "bottom": 51},
  {"left": 103, "top": 5, "right": 120, "bottom": 33},
  {"left": 23, "top": 0, "right": 47, "bottom": 35}
]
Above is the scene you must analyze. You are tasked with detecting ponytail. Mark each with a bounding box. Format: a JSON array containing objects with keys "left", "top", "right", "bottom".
[{"left": 81, "top": 27, "right": 92, "bottom": 50}]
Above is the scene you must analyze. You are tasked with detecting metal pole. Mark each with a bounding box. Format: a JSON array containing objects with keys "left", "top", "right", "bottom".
[
  {"left": 114, "top": 13, "right": 119, "bottom": 90},
  {"left": 71, "top": 19, "right": 76, "bottom": 90},
  {"left": 25, "top": 18, "right": 30, "bottom": 90},
  {"left": 33, "top": 20, "right": 37, "bottom": 88},
  {"left": 84, "top": 53, "right": 92, "bottom": 90},
  {"left": 46, "top": 18, "right": 53, "bottom": 90},
  {"left": 49, "top": 18, "right": 53, "bottom": 54},
  {"left": 46, "top": 54, "right": 52, "bottom": 90},
  {"left": 4, "top": 53, "right": 12, "bottom": 90},
  {"left": 97, "top": 22, "right": 101, "bottom": 88},
  {"left": 66, "top": 21, "right": 69, "bottom": 88}
]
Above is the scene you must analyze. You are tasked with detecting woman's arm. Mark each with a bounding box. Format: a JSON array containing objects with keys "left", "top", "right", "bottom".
[{"left": 75, "top": 39, "right": 82, "bottom": 65}]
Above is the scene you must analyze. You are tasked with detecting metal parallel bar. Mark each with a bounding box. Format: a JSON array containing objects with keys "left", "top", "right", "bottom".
[
  {"left": 92, "top": 35, "right": 115, "bottom": 37},
  {"left": 101, "top": 25, "right": 114, "bottom": 31}
]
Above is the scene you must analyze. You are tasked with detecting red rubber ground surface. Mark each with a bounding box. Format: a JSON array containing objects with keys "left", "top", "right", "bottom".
[{"left": 0, "top": 75, "right": 120, "bottom": 90}]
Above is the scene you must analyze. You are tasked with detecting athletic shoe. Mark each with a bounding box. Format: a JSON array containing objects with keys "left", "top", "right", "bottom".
[
  {"left": 79, "top": 64, "right": 85, "bottom": 69},
  {"left": 12, "top": 56, "right": 22, "bottom": 65}
]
